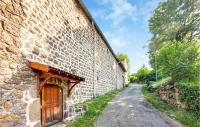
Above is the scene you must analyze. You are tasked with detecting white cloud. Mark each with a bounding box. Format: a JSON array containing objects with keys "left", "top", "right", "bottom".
[
  {"left": 111, "top": 37, "right": 126, "bottom": 47},
  {"left": 91, "top": 9, "right": 106, "bottom": 18},
  {"left": 104, "top": 29, "right": 128, "bottom": 48},
  {"left": 101, "top": 0, "right": 137, "bottom": 25}
]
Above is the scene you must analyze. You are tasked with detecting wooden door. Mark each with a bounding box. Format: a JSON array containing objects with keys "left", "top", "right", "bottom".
[{"left": 42, "top": 84, "right": 63, "bottom": 127}]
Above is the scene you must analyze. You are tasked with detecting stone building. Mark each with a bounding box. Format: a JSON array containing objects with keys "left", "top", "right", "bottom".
[
  {"left": 0, "top": 0, "right": 126, "bottom": 127},
  {"left": 121, "top": 59, "right": 129, "bottom": 84}
]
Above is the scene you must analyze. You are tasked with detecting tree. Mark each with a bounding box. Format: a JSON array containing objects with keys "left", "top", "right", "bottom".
[
  {"left": 149, "top": 0, "right": 200, "bottom": 51},
  {"left": 156, "top": 41, "right": 200, "bottom": 83},
  {"left": 134, "top": 66, "right": 150, "bottom": 83},
  {"left": 116, "top": 53, "right": 130, "bottom": 73},
  {"left": 128, "top": 73, "right": 137, "bottom": 83}
]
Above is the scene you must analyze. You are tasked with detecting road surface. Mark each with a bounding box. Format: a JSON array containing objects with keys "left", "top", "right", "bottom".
[{"left": 95, "top": 84, "right": 182, "bottom": 127}]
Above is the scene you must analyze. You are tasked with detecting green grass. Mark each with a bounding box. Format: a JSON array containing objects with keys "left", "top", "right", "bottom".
[
  {"left": 152, "top": 77, "right": 171, "bottom": 89},
  {"left": 68, "top": 89, "right": 123, "bottom": 127},
  {"left": 142, "top": 85, "right": 200, "bottom": 127}
]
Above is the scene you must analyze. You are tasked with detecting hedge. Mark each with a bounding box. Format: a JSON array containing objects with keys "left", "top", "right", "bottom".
[{"left": 177, "top": 82, "right": 200, "bottom": 115}]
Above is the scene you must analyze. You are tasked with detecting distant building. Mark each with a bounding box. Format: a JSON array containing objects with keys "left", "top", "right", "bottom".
[
  {"left": 0, "top": 0, "right": 126, "bottom": 127},
  {"left": 121, "top": 59, "right": 129, "bottom": 84}
]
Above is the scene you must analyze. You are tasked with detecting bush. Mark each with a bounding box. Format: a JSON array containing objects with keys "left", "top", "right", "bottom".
[
  {"left": 156, "top": 41, "right": 200, "bottom": 83},
  {"left": 129, "top": 67, "right": 162, "bottom": 84},
  {"left": 177, "top": 82, "right": 200, "bottom": 115},
  {"left": 152, "top": 77, "right": 172, "bottom": 89},
  {"left": 144, "top": 71, "right": 162, "bottom": 82},
  {"left": 146, "top": 77, "right": 172, "bottom": 92},
  {"left": 142, "top": 85, "right": 200, "bottom": 127}
]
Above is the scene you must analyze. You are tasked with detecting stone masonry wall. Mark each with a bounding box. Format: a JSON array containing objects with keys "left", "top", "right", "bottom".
[
  {"left": 0, "top": 0, "right": 126, "bottom": 126},
  {"left": 156, "top": 85, "right": 186, "bottom": 109},
  {"left": 0, "top": 0, "right": 41, "bottom": 127}
]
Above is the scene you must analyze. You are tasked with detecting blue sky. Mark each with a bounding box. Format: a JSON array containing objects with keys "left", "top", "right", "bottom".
[{"left": 83, "top": 0, "right": 163, "bottom": 73}]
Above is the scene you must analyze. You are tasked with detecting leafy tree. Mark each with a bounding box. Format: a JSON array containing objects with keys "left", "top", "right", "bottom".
[
  {"left": 128, "top": 73, "right": 137, "bottom": 83},
  {"left": 148, "top": 0, "right": 200, "bottom": 85},
  {"left": 149, "top": 0, "right": 200, "bottom": 51},
  {"left": 156, "top": 41, "right": 200, "bottom": 83},
  {"left": 116, "top": 53, "right": 130, "bottom": 73},
  {"left": 131, "top": 66, "right": 150, "bottom": 83},
  {"left": 144, "top": 70, "right": 162, "bottom": 82}
]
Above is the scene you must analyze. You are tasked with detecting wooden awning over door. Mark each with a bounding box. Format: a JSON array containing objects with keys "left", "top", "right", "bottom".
[{"left": 27, "top": 61, "right": 85, "bottom": 95}]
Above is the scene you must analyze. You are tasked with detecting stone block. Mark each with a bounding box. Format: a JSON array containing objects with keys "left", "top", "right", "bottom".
[
  {"left": 6, "top": 46, "right": 20, "bottom": 54},
  {"left": 32, "top": 47, "right": 40, "bottom": 55},
  {"left": 9, "top": 63, "right": 17, "bottom": 69},
  {"left": 3, "top": 100, "right": 13, "bottom": 109},
  {"left": 29, "top": 86, "right": 38, "bottom": 98},
  {"left": 0, "top": 60, "right": 10, "bottom": 68},
  {"left": 4, "top": 77, "right": 21, "bottom": 85},
  {"left": 14, "top": 85, "right": 29, "bottom": 91},
  {"left": 28, "top": 99, "right": 40, "bottom": 122},
  {"left": 1, "top": 31, "right": 14, "bottom": 46},
  {"left": 0, "top": 84, "right": 14, "bottom": 90},
  {"left": 0, "top": 68, "right": 12, "bottom": 75},
  {"left": 5, "top": 3, "right": 13, "bottom": 12},
  {"left": 4, "top": 22, "right": 20, "bottom": 37}
]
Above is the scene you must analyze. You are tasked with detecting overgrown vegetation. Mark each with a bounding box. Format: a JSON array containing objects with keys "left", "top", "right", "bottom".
[
  {"left": 155, "top": 42, "right": 200, "bottom": 84},
  {"left": 68, "top": 89, "right": 122, "bottom": 127},
  {"left": 148, "top": 0, "right": 200, "bottom": 51},
  {"left": 142, "top": 85, "right": 200, "bottom": 127},
  {"left": 146, "top": 77, "right": 200, "bottom": 115},
  {"left": 147, "top": 77, "right": 172, "bottom": 91},
  {"left": 128, "top": 66, "right": 162, "bottom": 84},
  {"left": 148, "top": 0, "right": 200, "bottom": 85},
  {"left": 143, "top": 0, "right": 200, "bottom": 124},
  {"left": 177, "top": 82, "right": 200, "bottom": 115},
  {"left": 116, "top": 53, "right": 130, "bottom": 73}
]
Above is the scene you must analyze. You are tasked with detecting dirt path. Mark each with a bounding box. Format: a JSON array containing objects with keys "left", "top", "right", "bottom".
[{"left": 95, "top": 84, "right": 183, "bottom": 127}]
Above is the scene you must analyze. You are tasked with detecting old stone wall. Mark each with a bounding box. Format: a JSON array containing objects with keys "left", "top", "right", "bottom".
[
  {"left": 0, "top": 0, "right": 126, "bottom": 126},
  {"left": 0, "top": 0, "right": 41, "bottom": 127},
  {"left": 156, "top": 85, "right": 186, "bottom": 109}
]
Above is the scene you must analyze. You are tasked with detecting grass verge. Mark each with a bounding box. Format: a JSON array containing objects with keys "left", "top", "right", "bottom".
[
  {"left": 68, "top": 89, "right": 123, "bottom": 127},
  {"left": 152, "top": 77, "right": 171, "bottom": 89},
  {"left": 142, "top": 85, "right": 200, "bottom": 127}
]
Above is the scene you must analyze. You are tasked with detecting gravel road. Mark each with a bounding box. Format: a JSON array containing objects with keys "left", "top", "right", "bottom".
[{"left": 95, "top": 84, "right": 183, "bottom": 127}]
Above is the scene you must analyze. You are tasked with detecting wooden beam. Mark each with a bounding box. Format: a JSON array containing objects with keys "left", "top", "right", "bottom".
[
  {"left": 38, "top": 74, "right": 70, "bottom": 93},
  {"left": 39, "top": 73, "right": 52, "bottom": 79},
  {"left": 68, "top": 81, "right": 80, "bottom": 96},
  {"left": 28, "top": 61, "right": 49, "bottom": 72}
]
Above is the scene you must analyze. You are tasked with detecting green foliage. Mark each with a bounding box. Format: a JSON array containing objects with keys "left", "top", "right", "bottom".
[
  {"left": 129, "top": 67, "right": 162, "bottom": 84},
  {"left": 116, "top": 53, "right": 130, "bottom": 67},
  {"left": 177, "top": 82, "right": 200, "bottom": 115},
  {"left": 116, "top": 53, "right": 130, "bottom": 73},
  {"left": 128, "top": 73, "right": 137, "bottom": 83},
  {"left": 129, "top": 66, "right": 152, "bottom": 83},
  {"left": 155, "top": 41, "right": 200, "bottom": 83},
  {"left": 148, "top": 0, "right": 200, "bottom": 51},
  {"left": 68, "top": 89, "right": 122, "bottom": 127},
  {"left": 116, "top": 53, "right": 130, "bottom": 63},
  {"left": 142, "top": 85, "right": 200, "bottom": 127},
  {"left": 144, "top": 70, "right": 162, "bottom": 82},
  {"left": 135, "top": 66, "right": 150, "bottom": 83},
  {"left": 147, "top": 77, "right": 172, "bottom": 91},
  {"left": 148, "top": 0, "right": 200, "bottom": 85}
]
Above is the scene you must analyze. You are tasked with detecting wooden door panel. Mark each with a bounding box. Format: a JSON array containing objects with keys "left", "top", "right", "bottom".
[{"left": 42, "top": 84, "right": 62, "bottom": 126}]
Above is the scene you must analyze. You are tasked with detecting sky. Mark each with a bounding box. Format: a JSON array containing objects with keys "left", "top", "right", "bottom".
[{"left": 83, "top": 0, "right": 163, "bottom": 73}]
